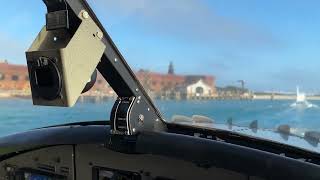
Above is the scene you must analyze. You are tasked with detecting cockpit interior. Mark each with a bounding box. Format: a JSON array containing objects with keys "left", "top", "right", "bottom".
[{"left": 0, "top": 0, "right": 320, "bottom": 180}]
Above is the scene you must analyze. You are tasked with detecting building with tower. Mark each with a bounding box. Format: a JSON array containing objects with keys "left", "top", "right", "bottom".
[{"left": 136, "top": 62, "right": 217, "bottom": 99}]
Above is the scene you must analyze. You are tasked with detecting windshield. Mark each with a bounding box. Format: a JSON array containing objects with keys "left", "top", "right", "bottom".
[{"left": 1, "top": 0, "right": 320, "bottom": 152}]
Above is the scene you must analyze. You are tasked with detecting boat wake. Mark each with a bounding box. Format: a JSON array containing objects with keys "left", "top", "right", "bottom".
[
  {"left": 290, "top": 101, "right": 318, "bottom": 109},
  {"left": 290, "top": 86, "right": 318, "bottom": 109}
]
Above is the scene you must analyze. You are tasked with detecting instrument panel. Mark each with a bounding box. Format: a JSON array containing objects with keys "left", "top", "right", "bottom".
[
  {"left": 0, "top": 146, "right": 73, "bottom": 180},
  {"left": 7, "top": 168, "right": 67, "bottom": 180},
  {"left": 0, "top": 145, "right": 263, "bottom": 180},
  {"left": 92, "top": 167, "right": 141, "bottom": 180}
]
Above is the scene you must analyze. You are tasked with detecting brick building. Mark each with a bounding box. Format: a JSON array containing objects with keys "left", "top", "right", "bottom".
[
  {"left": 0, "top": 61, "right": 30, "bottom": 91},
  {"left": 136, "top": 70, "right": 185, "bottom": 92}
]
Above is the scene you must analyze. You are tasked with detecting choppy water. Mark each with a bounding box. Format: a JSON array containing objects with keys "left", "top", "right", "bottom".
[{"left": 0, "top": 98, "right": 320, "bottom": 137}]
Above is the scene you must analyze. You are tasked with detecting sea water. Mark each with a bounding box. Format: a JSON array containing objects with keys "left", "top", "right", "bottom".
[{"left": 0, "top": 98, "right": 320, "bottom": 137}]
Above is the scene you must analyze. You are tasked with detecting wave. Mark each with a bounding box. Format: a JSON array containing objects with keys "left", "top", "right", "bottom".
[{"left": 290, "top": 101, "right": 318, "bottom": 109}]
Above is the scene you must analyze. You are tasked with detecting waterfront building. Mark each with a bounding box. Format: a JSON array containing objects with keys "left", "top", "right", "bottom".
[
  {"left": 136, "top": 63, "right": 217, "bottom": 99},
  {"left": 0, "top": 61, "right": 29, "bottom": 91},
  {"left": 186, "top": 79, "right": 216, "bottom": 99}
]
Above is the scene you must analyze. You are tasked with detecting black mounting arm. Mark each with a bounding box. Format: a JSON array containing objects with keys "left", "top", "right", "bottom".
[{"left": 42, "top": 0, "right": 167, "bottom": 135}]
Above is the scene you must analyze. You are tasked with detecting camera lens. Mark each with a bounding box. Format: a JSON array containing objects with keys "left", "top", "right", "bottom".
[{"left": 30, "top": 57, "right": 62, "bottom": 101}]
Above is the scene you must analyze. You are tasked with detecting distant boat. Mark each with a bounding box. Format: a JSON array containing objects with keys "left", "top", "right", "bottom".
[{"left": 291, "top": 86, "right": 314, "bottom": 108}]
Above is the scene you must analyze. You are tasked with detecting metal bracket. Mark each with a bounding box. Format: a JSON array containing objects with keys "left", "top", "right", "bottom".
[
  {"left": 110, "top": 97, "right": 136, "bottom": 135},
  {"left": 42, "top": 0, "right": 167, "bottom": 135}
]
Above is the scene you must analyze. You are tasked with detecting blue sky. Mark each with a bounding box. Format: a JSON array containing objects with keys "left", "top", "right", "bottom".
[{"left": 1, "top": 0, "right": 320, "bottom": 92}]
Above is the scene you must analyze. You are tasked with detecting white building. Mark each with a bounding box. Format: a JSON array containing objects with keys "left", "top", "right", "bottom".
[{"left": 186, "top": 79, "right": 215, "bottom": 99}]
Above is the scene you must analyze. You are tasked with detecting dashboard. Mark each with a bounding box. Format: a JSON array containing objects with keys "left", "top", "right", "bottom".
[
  {"left": 0, "top": 144, "right": 262, "bottom": 180},
  {"left": 0, "top": 125, "right": 318, "bottom": 180}
]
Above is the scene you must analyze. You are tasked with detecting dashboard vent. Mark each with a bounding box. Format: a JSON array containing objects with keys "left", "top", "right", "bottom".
[
  {"left": 37, "top": 164, "right": 56, "bottom": 173},
  {"left": 60, "top": 166, "right": 70, "bottom": 174}
]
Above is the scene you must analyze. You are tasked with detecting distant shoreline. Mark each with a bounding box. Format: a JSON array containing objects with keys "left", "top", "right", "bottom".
[
  {"left": 253, "top": 94, "right": 320, "bottom": 100},
  {"left": 1, "top": 91, "right": 320, "bottom": 101}
]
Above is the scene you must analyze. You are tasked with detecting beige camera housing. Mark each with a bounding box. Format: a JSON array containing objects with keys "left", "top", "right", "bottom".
[{"left": 26, "top": 11, "right": 106, "bottom": 107}]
